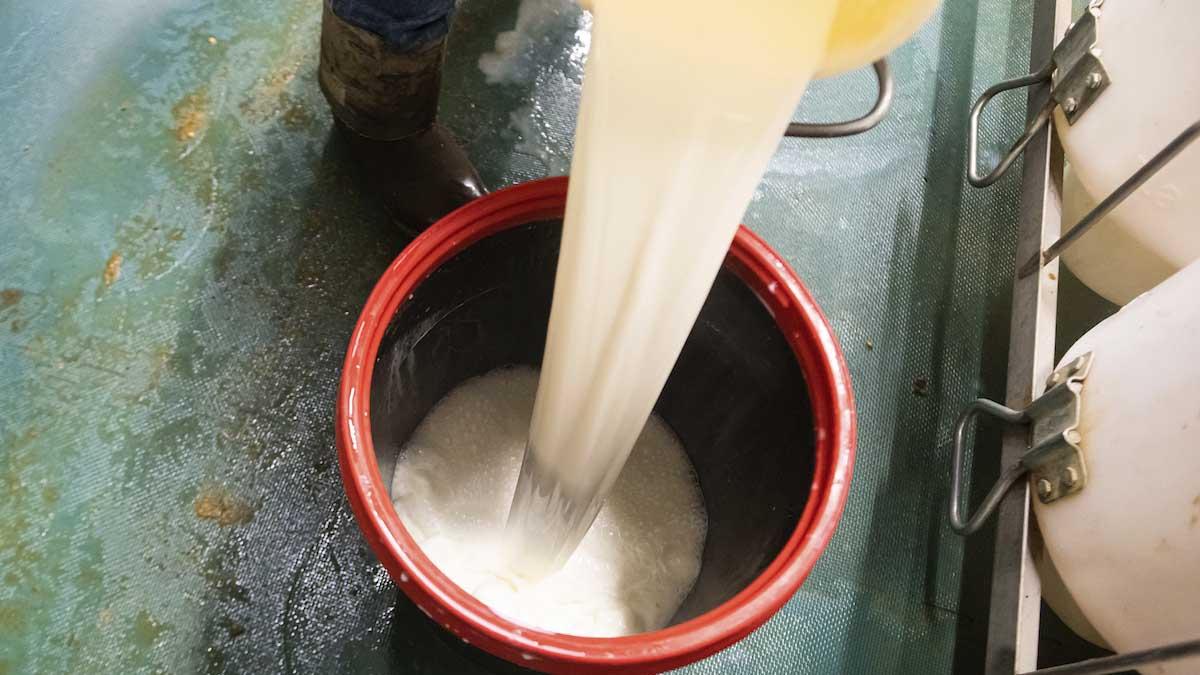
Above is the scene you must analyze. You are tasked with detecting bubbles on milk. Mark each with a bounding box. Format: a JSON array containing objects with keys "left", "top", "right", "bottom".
[{"left": 390, "top": 367, "right": 707, "bottom": 637}]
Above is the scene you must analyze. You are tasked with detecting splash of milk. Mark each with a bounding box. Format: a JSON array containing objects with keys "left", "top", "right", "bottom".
[
  {"left": 478, "top": 0, "right": 589, "bottom": 85},
  {"left": 479, "top": 0, "right": 592, "bottom": 176}
]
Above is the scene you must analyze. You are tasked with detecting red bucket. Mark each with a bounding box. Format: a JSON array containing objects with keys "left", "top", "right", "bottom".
[{"left": 337, "top": 176, "right": 854, "bottom": 673}]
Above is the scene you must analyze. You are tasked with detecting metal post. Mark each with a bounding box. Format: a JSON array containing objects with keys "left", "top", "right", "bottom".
[{"left": 982, "top": 0, "right": 1069, "bottom": 672}]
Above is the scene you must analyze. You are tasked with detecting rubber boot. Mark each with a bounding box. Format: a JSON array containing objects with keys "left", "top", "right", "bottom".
[{"left": 318, "top": 3, "right": 485, "bottom": 234}]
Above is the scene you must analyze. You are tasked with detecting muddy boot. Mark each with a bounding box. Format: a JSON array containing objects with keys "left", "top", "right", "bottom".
[{"left": 318, "top": 2, "right": 485, "bottom": 234}]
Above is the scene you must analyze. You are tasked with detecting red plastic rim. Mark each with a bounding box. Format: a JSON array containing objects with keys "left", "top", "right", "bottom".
[{"left": 336, "top": 176, "right": 855, "bottom": 674}]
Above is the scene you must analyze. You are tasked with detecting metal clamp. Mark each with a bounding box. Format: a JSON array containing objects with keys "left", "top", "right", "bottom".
[
  {"left": 949, "top": 352, "right": 1093, "bottom": 536},
  {"left": 968, "top": 3, "right": 1110, "bottom": 187},
  {"left": 785, "top": 59, "right": 894, "bottom": 138}
]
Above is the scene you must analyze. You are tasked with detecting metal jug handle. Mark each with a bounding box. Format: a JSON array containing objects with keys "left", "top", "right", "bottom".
[
  {"left": 967, "top": 64, "right": 1056, "bottom": 188},
  {"left": 968, "top": 3, "right": 1110, "bottom": 187},
  {"left": 785, "top": 59, "right": 893, "bottom": 138}
]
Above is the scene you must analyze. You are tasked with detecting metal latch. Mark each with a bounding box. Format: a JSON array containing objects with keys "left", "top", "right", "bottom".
[
  {"left": 1047, "top": 7, "right": 1109, "bottom": 124},
  {"left": 967, "top": 1, "right": 1110, "bottom": 187},
  {"left": 1022, "top": 352, "right": 1090, "bottom": 503},
  {"left": 948, "top": 352, "right": 1094, "bottom": 536}
]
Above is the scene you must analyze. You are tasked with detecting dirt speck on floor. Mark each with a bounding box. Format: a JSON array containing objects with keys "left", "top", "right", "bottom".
[
  {"left": 0, "top": 599, "right": 27, "bottom": 633},
  {"left": 239, "top": 63, "right": 300, "bottom": 120},
  {"left": 912, "top": 376, "right": 930, "bottom": 397},
  {"left": 172, "top": 90, "right": 209, "bottom": 142},
  {"left": 102, "top": 252, "right": 122, "bottom": 287},
  {"left": 0, "top": 288, "right": 22, "bottom": 309},
  {"left": 131, "top": 609, "right": 168, "bottom": 648},
  {"left": 220, "top": 616, "right": 246, "bottom": 639},
  {"left": 280, "top": 100, "right": 314, "bottom": 131},
  {"left": 146, "top": 345, "right": 173, "bottom": 391},
  {"left": 193, "top": 484, "right": 254, "bottom": 526}
]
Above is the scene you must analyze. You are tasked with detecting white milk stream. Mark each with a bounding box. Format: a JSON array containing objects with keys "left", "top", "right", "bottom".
[{"left": 504, "top": 0, "right": 840, "bottom": 577}]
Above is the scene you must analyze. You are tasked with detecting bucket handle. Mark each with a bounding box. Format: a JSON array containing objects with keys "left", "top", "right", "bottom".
[{"left": 785, "top": 59, "right": 893, "bottom": 138}]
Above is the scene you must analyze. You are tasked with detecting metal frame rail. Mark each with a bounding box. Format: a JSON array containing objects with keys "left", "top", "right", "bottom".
[{"left": 952, "top": 1, "right": 1200, "bottom": 674}]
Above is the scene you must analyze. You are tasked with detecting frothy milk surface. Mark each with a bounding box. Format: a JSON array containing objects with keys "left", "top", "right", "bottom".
[{"left": 390, "top": 367, "right": 707, "bottom": 637}]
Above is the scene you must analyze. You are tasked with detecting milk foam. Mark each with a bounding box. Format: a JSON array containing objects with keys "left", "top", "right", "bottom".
[{"left": 391, "top": 367, "right": 707, "bottom": 637}]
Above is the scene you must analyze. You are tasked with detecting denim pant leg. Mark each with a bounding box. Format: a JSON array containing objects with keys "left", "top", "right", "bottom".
[{"left": 329, "top": 0, "right": 457, "bottom": 51}]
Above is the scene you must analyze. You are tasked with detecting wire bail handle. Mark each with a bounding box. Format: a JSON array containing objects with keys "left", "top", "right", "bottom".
[
  {"left": 949, "top": 353, "right": 1093, "bottom": 536},
  {"left": 968, "top": 1, "right": 1109, "bottom": 187}
]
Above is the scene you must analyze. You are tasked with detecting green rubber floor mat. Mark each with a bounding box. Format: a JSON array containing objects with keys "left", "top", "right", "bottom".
[{"left": 1, "top": 0, "right": 1040, "bottom": 672}]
